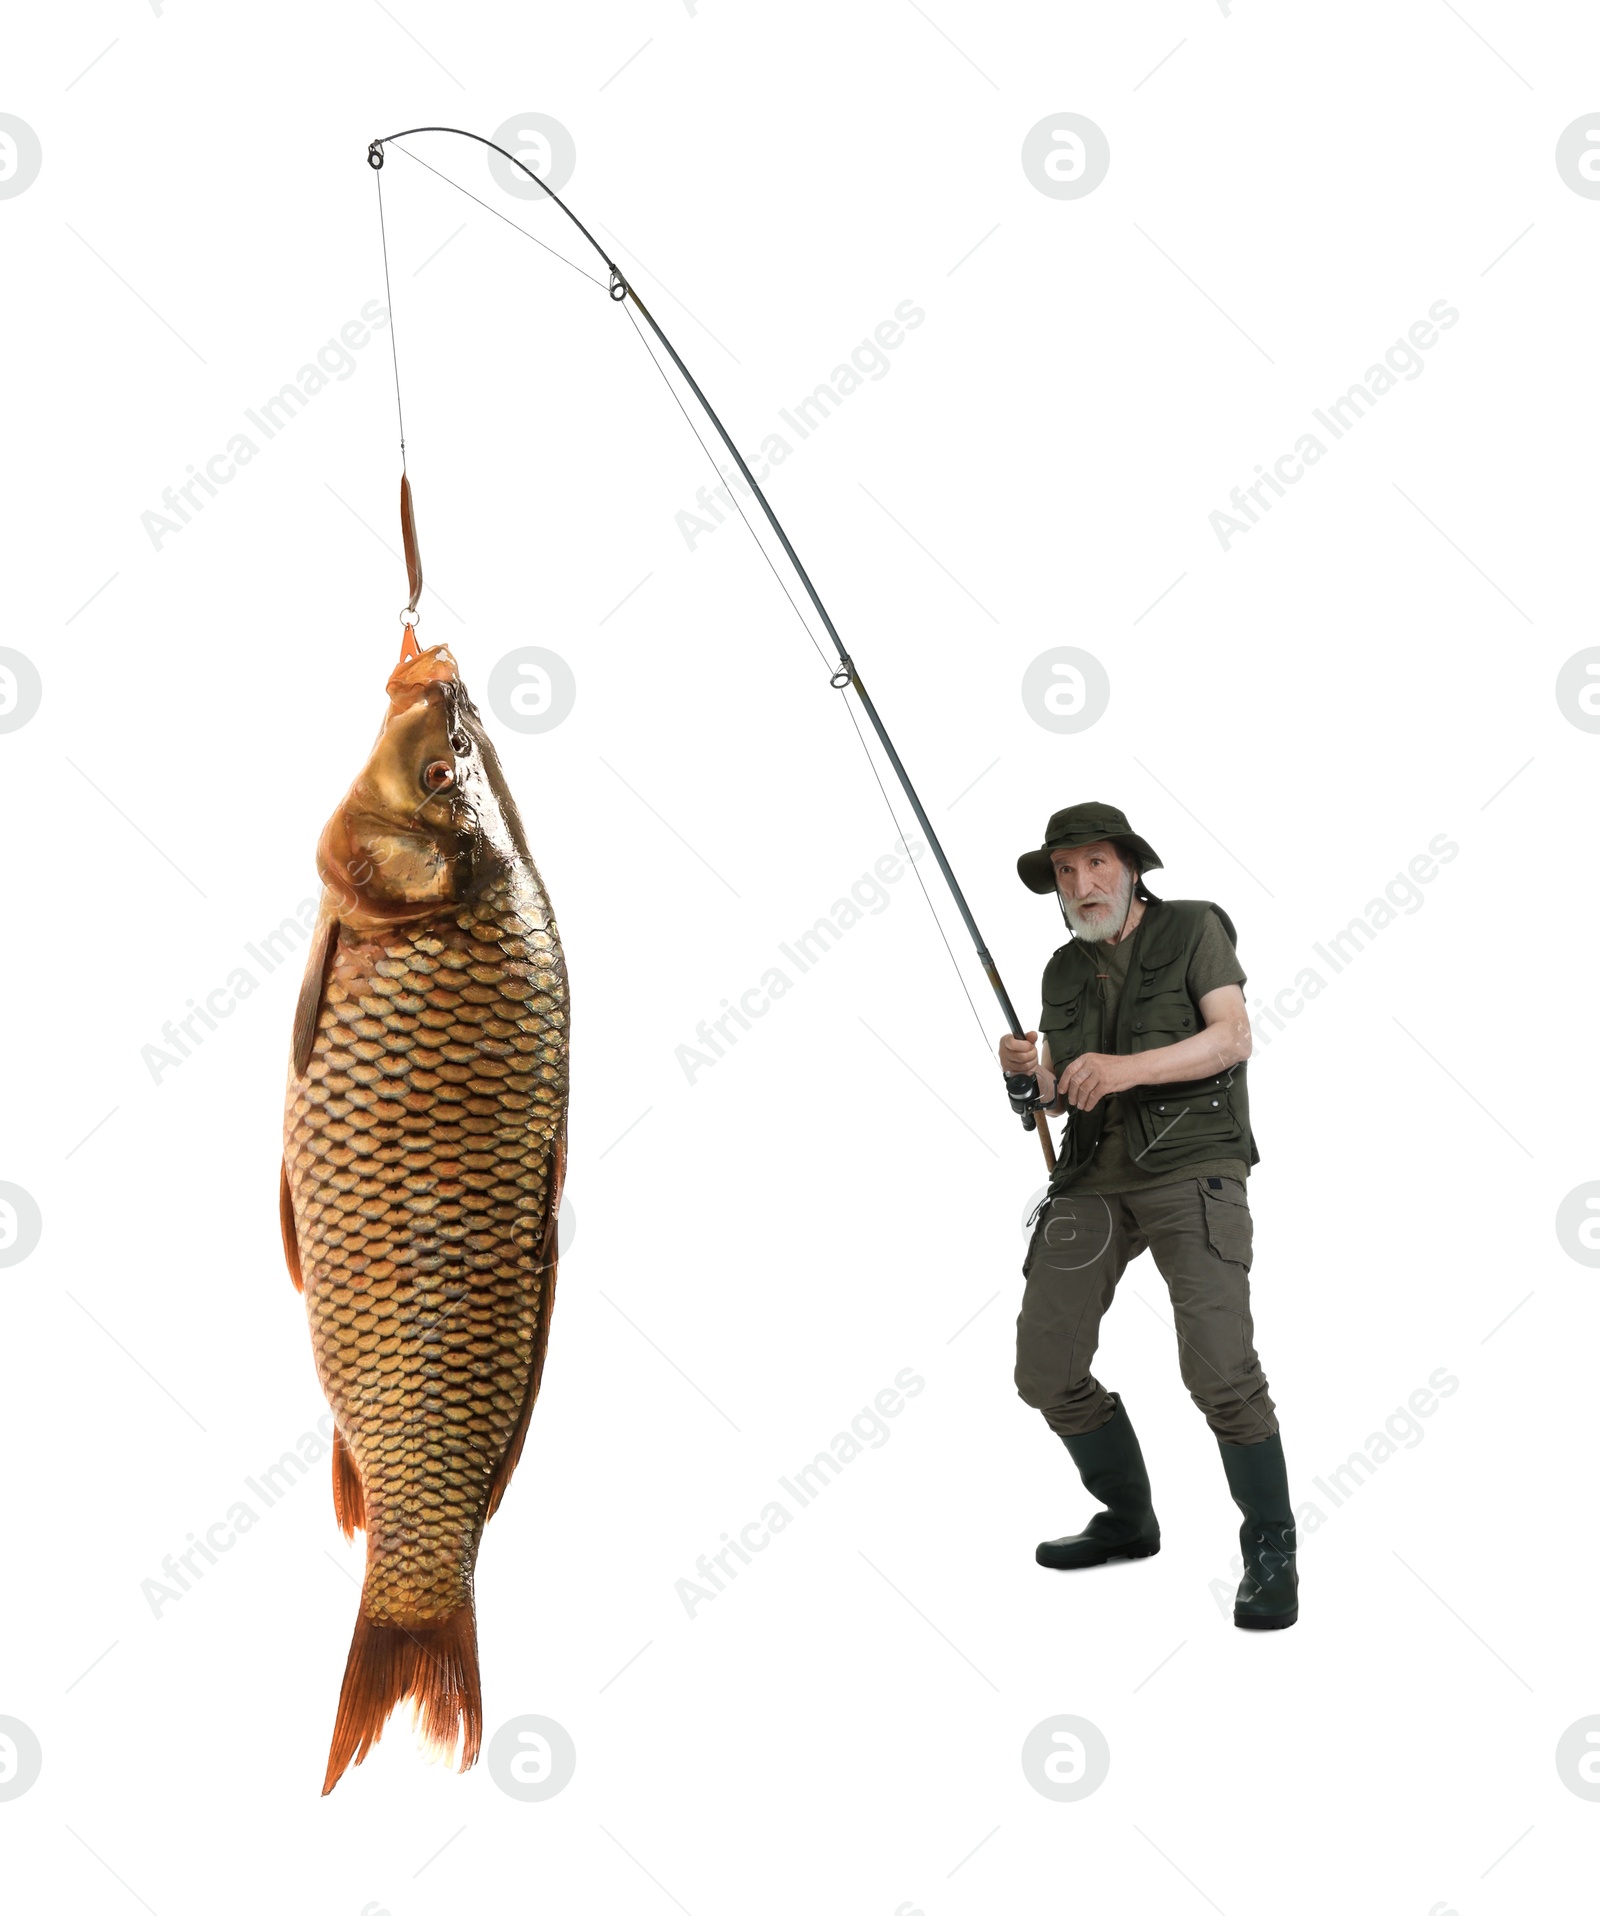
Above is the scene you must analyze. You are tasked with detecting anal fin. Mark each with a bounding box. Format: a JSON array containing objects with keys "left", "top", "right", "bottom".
[{"left": 332, "top": 1427, "right": 366, "bottom": 1538}]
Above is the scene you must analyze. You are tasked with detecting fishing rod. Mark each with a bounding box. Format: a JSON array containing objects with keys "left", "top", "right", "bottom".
[{"left": 366, "top": 126, "right": 1057, "bottom": 1171}]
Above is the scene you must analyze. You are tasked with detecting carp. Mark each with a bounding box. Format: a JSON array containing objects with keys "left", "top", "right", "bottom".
[{"left": 280, "top": 640, "right": 569, "bottom": 1793}]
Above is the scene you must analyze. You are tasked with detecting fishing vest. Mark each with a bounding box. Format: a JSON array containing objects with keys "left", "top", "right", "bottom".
[{"left": 1037, "top": 898, "right": 1259, "bottom": 1186}]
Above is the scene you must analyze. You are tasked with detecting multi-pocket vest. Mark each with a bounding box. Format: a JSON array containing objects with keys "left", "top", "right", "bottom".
[{"left": 1037, "top": 897, "right": 1259, "bottom": 1186}]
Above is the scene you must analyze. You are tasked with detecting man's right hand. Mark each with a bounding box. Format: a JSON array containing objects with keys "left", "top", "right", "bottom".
[{"left": 1000, "top": 1030, "right": 1041, "bottom": 1076}]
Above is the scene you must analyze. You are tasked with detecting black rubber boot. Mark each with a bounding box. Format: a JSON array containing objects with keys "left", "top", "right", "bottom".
[
  {"left": 1218, "top": 1431, "right": 1298, "bottom": 1629},
  {"left": 1036, "top": 1393, "right": 1161, "bottom": 1569}
]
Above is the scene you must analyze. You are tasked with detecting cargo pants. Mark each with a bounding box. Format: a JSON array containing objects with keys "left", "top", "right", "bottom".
[{"left": 1015, "top": 1174, "right": 1278, "bottom": 1445}]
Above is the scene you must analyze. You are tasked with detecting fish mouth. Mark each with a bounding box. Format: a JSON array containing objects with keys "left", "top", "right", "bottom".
[
  {"left": 387, "top": 641, "right": 459, "bottom": 705},
  {"left": 386, "top": 644, "right": 476, "bottom": 765}
]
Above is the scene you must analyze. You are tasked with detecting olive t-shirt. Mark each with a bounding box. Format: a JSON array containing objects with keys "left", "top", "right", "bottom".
[{"left": 1050, "top": 907, "right": 1248, "bottom": 1195}]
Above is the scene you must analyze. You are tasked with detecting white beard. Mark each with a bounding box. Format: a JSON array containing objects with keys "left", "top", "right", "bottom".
[{"left": 1063, "top": 863, "right": 1134, "bottom": 944}]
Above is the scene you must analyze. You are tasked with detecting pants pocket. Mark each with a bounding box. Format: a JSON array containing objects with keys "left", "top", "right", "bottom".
[{"left": 1200, "top": 1177, "right": 1254, "bottom": 1270}]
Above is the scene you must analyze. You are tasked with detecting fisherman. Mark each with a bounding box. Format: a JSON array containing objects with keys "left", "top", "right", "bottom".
[{"left": 1000, "top": 803, "right": 1297, "bottom": 1629}]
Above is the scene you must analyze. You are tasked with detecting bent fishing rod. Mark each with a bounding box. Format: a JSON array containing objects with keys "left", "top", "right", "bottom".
[{"left": 367, "top": 125, "right": 1057, "bottom": 1170}]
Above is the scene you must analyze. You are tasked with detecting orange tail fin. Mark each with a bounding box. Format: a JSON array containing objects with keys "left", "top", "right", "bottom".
[{"left": 322, "top": 1600, "right": 482, "bottom": 1794}]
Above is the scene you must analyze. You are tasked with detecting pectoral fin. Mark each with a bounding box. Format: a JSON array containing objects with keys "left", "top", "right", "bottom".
[{"left": 292, "top": 906, "right": 339, "bottom": 1079}]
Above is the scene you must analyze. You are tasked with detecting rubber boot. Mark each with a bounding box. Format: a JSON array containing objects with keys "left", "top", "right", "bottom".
[
  {"left": 1218, "top": 1431, "right": 1298, "bottom": 1629},
  {"left": 1036, "top": 1393, "right": 1161, "bottom": 1569}
]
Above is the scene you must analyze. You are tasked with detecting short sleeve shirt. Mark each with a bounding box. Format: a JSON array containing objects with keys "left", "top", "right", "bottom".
[{"left": 1052, "top": 907, "right": 1248, "bottom": 1195}]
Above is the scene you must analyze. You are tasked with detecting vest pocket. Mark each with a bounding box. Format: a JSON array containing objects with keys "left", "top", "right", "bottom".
[
  {"left": 1127, "top": 995, "right": 1197, "bottom": 1051},
  {"left": 1134, "top": 1076, "right": 1237, "bottom": 1139},
  {"left": 1039, "top": 986, "right": 1085, "bottom": 1067},
  {"left": 1125, "top": 1073, "right": 1244, "bottom": 1172}
]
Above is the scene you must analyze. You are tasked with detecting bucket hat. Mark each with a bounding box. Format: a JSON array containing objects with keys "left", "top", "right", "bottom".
[{"left": 1016, "top": 802, "right": 1163, "bottom": 895}]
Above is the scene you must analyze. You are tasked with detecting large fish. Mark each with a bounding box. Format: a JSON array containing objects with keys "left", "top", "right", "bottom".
[{"left": 280, "top": 640, "right": 569, "bottom": 1794}]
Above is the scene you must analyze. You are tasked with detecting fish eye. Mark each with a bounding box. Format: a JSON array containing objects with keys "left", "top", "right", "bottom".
[{"left": 421, "top": 759, "right": 455, "bottom": 793}]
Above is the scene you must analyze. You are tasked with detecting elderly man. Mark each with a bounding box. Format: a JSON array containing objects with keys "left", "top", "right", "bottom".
[{"left": 1000, "top": 802, "right": 1296, "bottom": 1630}]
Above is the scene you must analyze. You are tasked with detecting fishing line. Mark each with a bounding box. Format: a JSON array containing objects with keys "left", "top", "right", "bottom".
[
  {"left": 374, "top": 165, "right": 407, "bottom": 471},
  {"left": 834, "top": 688, "right": 994, "bottom": 1051},
  {"left": 364, "top": 124, "right": 1053, "bottom": 1162},
  {"left": 620, "top": 299, "right": 993, "bottom": 1056},
  {"left": 620, "top": 301, "right": 834, "bottom": 671},
  {"left": 379, "top": 140, "right": 997, "bottom": 1059},
  {"left": 387, "top": 140, "right": 611, "bottom": 292}
]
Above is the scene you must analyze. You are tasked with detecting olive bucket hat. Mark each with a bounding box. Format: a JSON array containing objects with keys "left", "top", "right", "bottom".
[{"left": 1016, "top": 801, "right": 1163, "bottom": 895}]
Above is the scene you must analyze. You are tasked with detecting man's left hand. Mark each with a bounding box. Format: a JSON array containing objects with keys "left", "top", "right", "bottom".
[{"left": 1059, "top": 1053, "right": 1135, "bottom": 1112}]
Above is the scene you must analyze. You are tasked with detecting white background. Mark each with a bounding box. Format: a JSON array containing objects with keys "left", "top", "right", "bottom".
[{"left": 3, "top": 3, "right": 1597, "bottom": 1911}]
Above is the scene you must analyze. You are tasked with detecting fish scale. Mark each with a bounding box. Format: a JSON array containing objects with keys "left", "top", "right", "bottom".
[{"left": 286, "top": 879, "right": 567, "bottom": 1629}]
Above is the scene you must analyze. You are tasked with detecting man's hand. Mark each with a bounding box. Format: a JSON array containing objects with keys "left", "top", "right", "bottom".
[
  {"left": 1058, "top": 1052, "right": 1134, "bottom": 1112},
  {"left": 1000, "top": 1030, "right": 1058, "bottom": 1109},
  {"left": 999, "top": 1030, "right": 1040, "bottom": 1077}
]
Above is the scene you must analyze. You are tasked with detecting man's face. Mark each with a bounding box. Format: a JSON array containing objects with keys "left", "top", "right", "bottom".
[{"left": 1052, "top": 840, "right": 1134, "bottom": 944}]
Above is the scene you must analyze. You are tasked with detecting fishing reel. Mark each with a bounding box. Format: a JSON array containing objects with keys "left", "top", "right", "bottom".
[{"left": 1005, "top": 1073, "right": 1048, "bottom": 1130}]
